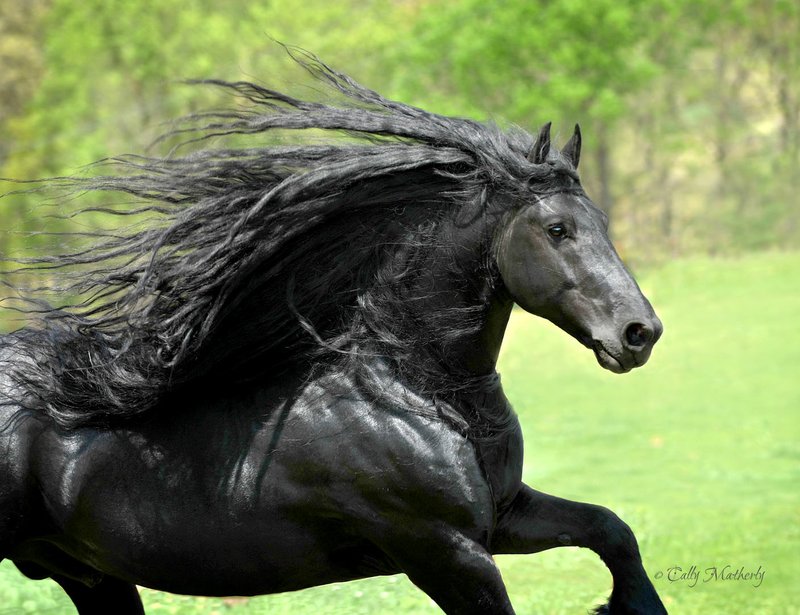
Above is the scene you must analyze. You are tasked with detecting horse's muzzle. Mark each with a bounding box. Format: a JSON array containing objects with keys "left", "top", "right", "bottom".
[{"left": 590, "top": 317, "right": 663, "bottom": 374}]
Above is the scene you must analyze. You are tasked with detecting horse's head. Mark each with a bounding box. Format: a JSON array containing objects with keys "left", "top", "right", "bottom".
[{"left": 496, "top": 123, "right": 662, "bottom": 373}]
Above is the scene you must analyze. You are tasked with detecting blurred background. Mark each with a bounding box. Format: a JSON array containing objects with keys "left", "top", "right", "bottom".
[{"left": 0, "top": 0, "right": 797, "bottom": 613}]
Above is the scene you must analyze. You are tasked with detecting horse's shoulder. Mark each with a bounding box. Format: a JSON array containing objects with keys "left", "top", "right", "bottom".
[
  {"left": 279, "top": 368, "right": 497, "bottom": 529},
  {"left": 294, "top": 366, "right": 474, "bottom": 455}
]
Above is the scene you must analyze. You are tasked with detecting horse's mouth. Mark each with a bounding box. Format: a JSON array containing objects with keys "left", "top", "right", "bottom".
[
  {"left": 591, "top": 342, "right": 629, "bottom": 374},
  {"left": 576, "top": 332, "right": 632, "bottom": 374}
]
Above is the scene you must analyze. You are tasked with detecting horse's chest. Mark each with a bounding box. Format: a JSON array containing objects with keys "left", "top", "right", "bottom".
[{"left": 471, "top": 420, "right": 525, "bottom": 512}]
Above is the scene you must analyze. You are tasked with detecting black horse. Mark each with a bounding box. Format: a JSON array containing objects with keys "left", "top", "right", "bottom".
[{"left": 0, "top": 51, "right": 665, "bottom": 614}]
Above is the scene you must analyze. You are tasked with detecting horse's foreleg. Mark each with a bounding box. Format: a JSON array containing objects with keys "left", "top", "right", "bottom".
[
  {"left": 52, "top": 573, "right": 144, "bottom": 615},
  {"left": 491, "top": 484, "right": 666, "bottom": 615},
  {"left": 384, "top": 529, "right": 516, "bottom": 615}
]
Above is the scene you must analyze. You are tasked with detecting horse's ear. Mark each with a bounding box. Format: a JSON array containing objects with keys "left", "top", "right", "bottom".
[
  {"left": 528, "top": 122, "right": 552, "bottom": 165},
  {"left": 562, "top": 123, "right": 582, "bottom": 169}
]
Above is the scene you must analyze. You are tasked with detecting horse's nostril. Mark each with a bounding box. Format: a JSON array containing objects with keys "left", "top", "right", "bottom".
[{"left": 624, "top": 322, "right": 652, "bottom": 349}]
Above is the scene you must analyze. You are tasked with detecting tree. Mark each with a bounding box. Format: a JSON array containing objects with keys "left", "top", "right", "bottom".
[
  {"left": 0, "top": 0, "right": 49, "bottom": 167},
  {"left": 387, "top": 0, "right": 661, "bottom": 226}
]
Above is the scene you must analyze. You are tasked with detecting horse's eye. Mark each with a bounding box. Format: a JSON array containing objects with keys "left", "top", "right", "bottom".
[{"left": 548, "top": 224, "right": 567, "bottom": 239}]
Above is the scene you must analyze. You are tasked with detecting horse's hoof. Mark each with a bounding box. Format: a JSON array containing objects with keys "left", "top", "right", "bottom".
[{"left": 592, "top": 603, "right": 611, "bottom": 615}]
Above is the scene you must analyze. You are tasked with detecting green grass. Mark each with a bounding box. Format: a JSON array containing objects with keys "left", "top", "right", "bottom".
[{"left": 1, "top": 251, "right": 798, "bottom": 614}]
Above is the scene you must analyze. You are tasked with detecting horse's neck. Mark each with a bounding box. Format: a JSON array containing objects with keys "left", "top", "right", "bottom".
[{"left": 407, "top": 219, "right": 514, "bottom": 378}]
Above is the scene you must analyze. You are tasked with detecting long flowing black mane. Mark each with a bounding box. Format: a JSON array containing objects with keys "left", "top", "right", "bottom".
[{"left": 0, "top": 49, "right": 573, "bottom": 429}]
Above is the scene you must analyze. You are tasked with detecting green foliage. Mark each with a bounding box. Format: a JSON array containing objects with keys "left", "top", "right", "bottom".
[
  {"left": 2, "top": 0, "right": 798, "bottom": 261},
  {"left": 0, "top": 0, "right": 404, "bottom": 258},
  {"left": 1, "top": 250, "right": 797, "bottom": 612},
  {"left": 0, "top": 0, "right": 48, "bottom": 125},
  {"left": 393, "top": 0, "right": 659, "bottom": 126}
]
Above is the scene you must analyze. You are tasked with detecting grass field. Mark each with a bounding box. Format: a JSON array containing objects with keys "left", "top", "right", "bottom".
[{"left": 1, "top": 251, "right": 798, "bottom": 614}]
